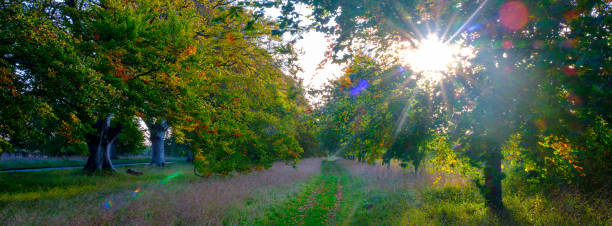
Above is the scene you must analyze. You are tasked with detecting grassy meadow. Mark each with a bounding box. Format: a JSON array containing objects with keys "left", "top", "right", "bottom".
[
  {"left": 0, "top": 156, "right": 186, "bottom": 170},
  {"left": 1, "top": 158, "right": 609, "bottom": 225}
]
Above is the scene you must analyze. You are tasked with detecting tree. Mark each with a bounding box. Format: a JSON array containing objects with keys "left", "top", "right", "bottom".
[{"left": 281, "top": 0, "right": 611, "bottom": 211}]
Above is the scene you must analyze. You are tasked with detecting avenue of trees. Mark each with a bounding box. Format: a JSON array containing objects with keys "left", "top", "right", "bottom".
[
  {"left": 1, "top": 0, "right": 609, "bottom": 215},
  {"left": 0, "top": 0, "right": 317, "bottom": 174}
]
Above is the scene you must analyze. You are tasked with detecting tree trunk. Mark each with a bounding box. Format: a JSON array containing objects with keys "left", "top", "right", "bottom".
[
  {"left": 383, "top": 158, "right": 391, "bottom": 170},
  {"left": 186, "top": 150, "right": 194, "bottom": 163},
  {"left": 84, "top": 135, "right": 104, "bottom": 171},
  {"left": 110, "top": 140, "right": 119, "bottom": 160},
  {"left": 102, "top": 135, "right": 119, "bottom": 171},
  {"left": 84, "top": 115, "right": 121, "bottom": 173},
  {"left": 146, "top": 119, "right": 169, "bottom": 167},
  {"left": 484, "top": 145, "right": 503, "bottom": 211}
]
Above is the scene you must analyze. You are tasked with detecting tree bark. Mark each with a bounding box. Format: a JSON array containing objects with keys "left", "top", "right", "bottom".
[
  {"left": 102, "top": 134, "right": 119, "bottom": 171},
  {"left": 84, "top": 135, "right": 104, "bottom": 171},
  {"left": 186, "top": 150, "right": 194, "bottom": 163},
  {"left": 110, "top": 140, "right": 119, "bottom": 160},
  {"left": 483, "top": 144, "right": 503, "bottom": 211},
  {"left": 146, "top": 119, "right": 169, "bottom": 167},
  {"left": 84, "top": 115, "right": 121, "bottom": 172}
]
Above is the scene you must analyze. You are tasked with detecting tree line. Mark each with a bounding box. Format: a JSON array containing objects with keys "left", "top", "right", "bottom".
[
  {"left": 286, "top": 0, "right": 611, "bottom": 212},
  {"left": 0, "top": 0, "right": 319, "bottom": 174}
]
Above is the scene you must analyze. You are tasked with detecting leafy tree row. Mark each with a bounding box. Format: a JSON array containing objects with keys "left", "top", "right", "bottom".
[
  {"left": 0, "top": 0, "right": 314, "bottom": 174},
  {"left": 293, "top": 0, "right": 611, "bottom": 212}
]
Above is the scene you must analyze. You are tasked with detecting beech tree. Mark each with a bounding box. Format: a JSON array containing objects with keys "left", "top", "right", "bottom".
[{"left": 1, "top": 0, "right": 310, "bottom": 174}]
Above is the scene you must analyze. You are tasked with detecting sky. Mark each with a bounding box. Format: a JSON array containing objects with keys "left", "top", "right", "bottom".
[{"left": 263, "top": 4, "right": 344, "bottom": 102}]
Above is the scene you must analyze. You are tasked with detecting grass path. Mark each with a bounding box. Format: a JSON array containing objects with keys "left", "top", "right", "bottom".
[
  {"left": 255, "top": 160, "right": 343, "bottom": 225},
  {"left": 250, "top": 160, "right": 412, "bottom": 225}
]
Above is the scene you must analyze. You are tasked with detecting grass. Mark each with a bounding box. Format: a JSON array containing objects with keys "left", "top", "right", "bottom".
[
  {"left": 0, "top": 156, "right": 186, "bottom": 170},
  {"left": 0, "top": 163, "right": 199, "bottom": 202},
  {"left": 233, "top": 159, "right": 610, "bottom": 225},
  {"left": 234, "top": 160, "right": 418, "bottom": 225},
  {"left": 0, "top": 158, "right": 322, "bottom": 225},
  {"left": 1, "top": 158, "right": 609, "bottom": 225},
  {"left": 253, "top": 160, "right": 342, "bottom": 225}
]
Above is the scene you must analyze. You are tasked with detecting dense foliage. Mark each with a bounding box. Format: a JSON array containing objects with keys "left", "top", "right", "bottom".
[{"left": 0, "top": 0, "right": 310, "bottom": 174}]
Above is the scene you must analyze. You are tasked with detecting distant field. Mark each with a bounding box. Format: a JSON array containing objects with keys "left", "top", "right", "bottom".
[
  {"left": 0, "top": 158, "right": 609, "bottom": 225},
  {"left": 0, "top": 157, "right": 186, "bottom": 170}
]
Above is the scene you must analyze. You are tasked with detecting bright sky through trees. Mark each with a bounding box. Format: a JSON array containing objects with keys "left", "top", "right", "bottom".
[
  {"left": 263, "top": 4, "right": 343, "bottom": 98},
  {"left": 399, "top": 34, "right": 475, "bottom": 83}
]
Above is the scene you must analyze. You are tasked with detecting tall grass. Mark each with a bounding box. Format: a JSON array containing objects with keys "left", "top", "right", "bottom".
[
  {"left": 2, "top": 158, "right": 609, "bottom": 225},
  {"left": 0, "top": 158, "right": 322, "bottom": 225},
  {"left": 338, "top": 159, "right": 611, "bottom": 225}
]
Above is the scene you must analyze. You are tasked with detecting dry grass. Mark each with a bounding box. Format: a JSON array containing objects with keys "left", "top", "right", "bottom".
[
  {"left": 2, "top": 158, "right": 322, "bottom": 225},
  {"left": 337, "top": 159, "right": 467, "bottom": 193}
]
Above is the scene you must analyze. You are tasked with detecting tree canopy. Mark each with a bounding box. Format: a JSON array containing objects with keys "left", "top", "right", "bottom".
[{"left": 0, "top": 0, "right": 313, "bottom": 174}]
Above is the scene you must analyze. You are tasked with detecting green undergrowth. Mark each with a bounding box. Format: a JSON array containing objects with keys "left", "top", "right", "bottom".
[
  {"left": 0, "top": 157, "right": 185, "bottom": 170},
  {"left": 402, "top": 186, "right": 496, "bottom": 225},
  {"left": 403, "top": 179, "right": 610, "bottom": 225}
]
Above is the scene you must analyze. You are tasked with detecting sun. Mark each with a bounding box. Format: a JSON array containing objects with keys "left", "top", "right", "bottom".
[{"left": 399, "top": 34, "right": 471, "bottom": 83}]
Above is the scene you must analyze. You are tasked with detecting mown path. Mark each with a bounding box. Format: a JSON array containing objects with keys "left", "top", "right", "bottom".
[
  {"left": 255, "top": 160, "right": 344, "bottom": 225},
  {"left": 251, "top": 160, "right": 373, "bottom": 225},
  {"left": 246, "top": 159, "right": 417, "bottom": 225}
]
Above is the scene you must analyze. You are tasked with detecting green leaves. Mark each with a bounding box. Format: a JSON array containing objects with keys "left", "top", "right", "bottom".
[{"left": 1, "top": 0, "right": 308, "bottom": 174}]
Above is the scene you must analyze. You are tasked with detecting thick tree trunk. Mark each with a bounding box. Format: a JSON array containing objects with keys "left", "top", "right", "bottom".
[
  {"left": 84, "top": 136, "right": 104, "bottom": 171},
  {"left": 484, "top": 145, "right": 503, "bottom": 211},
  {"left": 84, "top": 115, "right": 122, "bottom": 172},
  {"left": 146, "top": 119, "right": 169, "bottom": 167},
  {"left": 110, "top": 140, "right": 119, "bottom": 160}
]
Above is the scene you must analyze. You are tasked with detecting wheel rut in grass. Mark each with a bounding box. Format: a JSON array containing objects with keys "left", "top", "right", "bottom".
[{"left": 260, "top": 160, "right": 346, "bottom": 225}]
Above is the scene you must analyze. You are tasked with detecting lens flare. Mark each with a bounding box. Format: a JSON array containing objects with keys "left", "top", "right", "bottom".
[
  {"left": 502, "top": 40, "right": 514, "bottom": 49},
  {"left": 350, "top": 80, "right": 369, "bottom": 96},
  {"left": 499, "top": 1, "right": 529, "bottom": 31},
  {"left": 131, "top": 188, "right": 142, "bottom": 198},
  {"left": 160, "top": 171, "right": 183, "bottom": 184},
  {"left": 399, "top": 34, "right": 475, "bottom": 84},
  {"left": 104, "top": 201, "right": 113, "bottom": 209}
]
